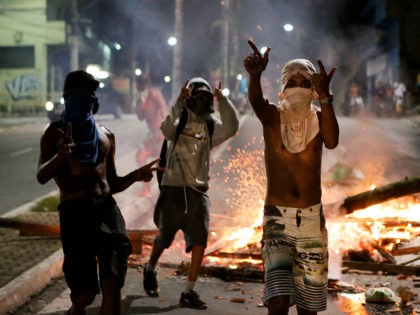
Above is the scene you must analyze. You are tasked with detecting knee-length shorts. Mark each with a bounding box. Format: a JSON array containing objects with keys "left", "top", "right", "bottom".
[
  {"left": 153, "top": 186, "right": 210, "bottom": 253},
  {"left": 59, "top": 196, "right": 132, "bottom": 297},
  {"left": 262, "top": 203, "right": 328, "bottom": 312}
]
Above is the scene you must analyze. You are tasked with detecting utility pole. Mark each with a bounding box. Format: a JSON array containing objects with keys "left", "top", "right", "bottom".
[
  {"left": 70, "top": 0, "right": 79, "bottom": 71},
  {"left": 171, "top": 0, "right": 183, "bottom": 104},
  {"left": 221, "top": 0, "right": 230, "bottom": 85}
]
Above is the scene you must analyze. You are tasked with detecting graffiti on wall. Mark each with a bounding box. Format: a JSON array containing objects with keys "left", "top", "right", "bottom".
[{"left": 5, "top": 74, "right": 40, "bottom": 101}]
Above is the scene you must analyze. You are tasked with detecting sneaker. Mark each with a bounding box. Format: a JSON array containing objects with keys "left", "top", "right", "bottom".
[
  {"left": 143, "top": 265, "right": 159, "bottom": 297},
  {"left": 180, "top": 290, "right": 208, "bottom": 309}
]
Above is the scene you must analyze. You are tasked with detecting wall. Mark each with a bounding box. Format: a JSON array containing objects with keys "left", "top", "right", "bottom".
[{"left": 0, "top": 0, "right": 65, "bottom": 113}]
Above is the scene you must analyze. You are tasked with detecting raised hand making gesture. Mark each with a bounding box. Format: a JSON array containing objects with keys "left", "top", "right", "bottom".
[
  {"left": 243, "top": 39, "right": 271, "bottom": 77},
  {"left": 56, "top": 122, "right": 76, "bottom": 155},
  {"left": 213, "top": 81, "right": 223, "bottom": 102},
  {"left": 311, "top": 59, "right": 337, "bottom": 99},
  {"left": 178, "top": 80, "right": 193, "bottom": 101}
]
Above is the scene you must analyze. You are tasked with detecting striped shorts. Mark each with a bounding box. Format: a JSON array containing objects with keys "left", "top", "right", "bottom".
[{"left": 262, "top": 203, "right": 328, "bottom": 312}]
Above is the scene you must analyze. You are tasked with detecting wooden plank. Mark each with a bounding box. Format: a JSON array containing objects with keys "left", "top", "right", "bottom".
[
  {"left": 342, "top": 261, "right": 420, "bottom": 276},
  {"left": 207, "top": 251, "right": 262, "bottom": 260},
  {"left": 0, "top": 217, "right": 60, "bottom": 236},
  {"left": 0, "top": 219, "right": 158, "bottom": 255},
  {"left": 392, "top": 238, "right": 420, "bottom": 256},
  {"left": 341, "top": 176, "right": 420, "bottom": 213}
]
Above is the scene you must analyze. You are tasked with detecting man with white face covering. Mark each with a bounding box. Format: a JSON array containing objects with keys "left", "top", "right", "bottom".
[{"left": 244, "top": 40, "right": 339, "bottom": 315}]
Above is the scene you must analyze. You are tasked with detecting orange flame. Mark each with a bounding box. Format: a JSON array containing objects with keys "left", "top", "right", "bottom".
[{"left": 209, "top": 138, "right": 419, "bottom": 265}]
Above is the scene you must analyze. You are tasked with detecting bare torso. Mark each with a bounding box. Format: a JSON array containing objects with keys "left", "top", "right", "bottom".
[
  {"left": 262, "top": 117, "right": 323, "bottom": 207},
  {"left": 42, "top": 122, "right": 113, "bottom": 201},
  {"left": 244, "top": 42, "right": 339, "bottom": 209}
]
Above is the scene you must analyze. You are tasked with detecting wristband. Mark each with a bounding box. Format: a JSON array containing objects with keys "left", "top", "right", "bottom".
[{"left": 319, "top": 95, "right": 333, "bottom": 105}]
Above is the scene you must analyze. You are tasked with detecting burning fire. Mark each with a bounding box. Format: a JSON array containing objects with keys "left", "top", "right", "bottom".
[
  {"left": 328, "top": 200, "right": 420, "bottom": 258},
  {"left": 209, "top": 138, "right": 419, "bottom": 268}
]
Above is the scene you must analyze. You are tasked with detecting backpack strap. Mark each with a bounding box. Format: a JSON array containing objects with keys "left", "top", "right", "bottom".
[{"left": 205, "top": 117, "right": 214, "bottom": 146}]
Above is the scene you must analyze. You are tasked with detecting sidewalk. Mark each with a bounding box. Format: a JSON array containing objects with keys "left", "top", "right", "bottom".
[{"left": 0, "top": 195, "right": 63, "bottom": 315}]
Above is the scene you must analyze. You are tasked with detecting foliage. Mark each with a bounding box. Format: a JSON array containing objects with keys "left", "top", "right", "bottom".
[{"left": 30, "top": 195, "right": 59, "bottom": 212}]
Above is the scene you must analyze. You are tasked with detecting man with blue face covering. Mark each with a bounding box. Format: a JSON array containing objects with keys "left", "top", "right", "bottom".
[
  {"left": 142, "top": 77, "right": 239, "bottom": 309},
  {"left": 37, "top": 70, "right": 160, "bottom": 315}
]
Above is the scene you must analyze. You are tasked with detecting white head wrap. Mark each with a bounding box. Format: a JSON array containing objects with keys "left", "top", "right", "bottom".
[
  {"left": 280, "top": 58, "right": 316, "bottom": 94},
  {"left": 278, "top": 59, "right": 319, "bottom": 153}
]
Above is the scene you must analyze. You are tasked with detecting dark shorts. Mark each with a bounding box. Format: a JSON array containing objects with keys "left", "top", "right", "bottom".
[
  {"left": 154, "top": 186, "right": 210, "bottom": 253},
  {"left": 58, "top": 196, "right": 132, "bottom": 296}
]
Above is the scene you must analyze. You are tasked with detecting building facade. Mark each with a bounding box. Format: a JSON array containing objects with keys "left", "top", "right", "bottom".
[{"left": 0, "top": 0, "right": 65, "bottom": 113}]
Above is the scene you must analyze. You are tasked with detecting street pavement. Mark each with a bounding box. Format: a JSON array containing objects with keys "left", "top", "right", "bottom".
[{"left": 1, "top": 113, "right": 420, "bottom": 314}]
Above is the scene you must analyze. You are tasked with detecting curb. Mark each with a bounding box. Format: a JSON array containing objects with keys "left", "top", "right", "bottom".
[
  {"left": 0, "top": 250, "right": 64, "bottom": 315},
  {"left": 0, "top": 191, "right": 62, "bottom": 315},
  {"left": 1, "top": 190, "right": 58, "bottom": 218}
]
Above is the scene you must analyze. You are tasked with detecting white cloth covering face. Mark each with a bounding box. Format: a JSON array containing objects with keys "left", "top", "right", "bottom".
[{"left": 278, "top": 59, "right": 319, "bottom": 153}]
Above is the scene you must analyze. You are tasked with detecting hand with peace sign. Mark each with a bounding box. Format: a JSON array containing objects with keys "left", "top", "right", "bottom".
[
  {"left": 131, "top": 158, "right": 163, "bottom": 182},
  {"left": 311, "top": 59, "right": 337, "bottom": 98},
  {"left": 243, "top": 39, "right": 271, "bottom": 77},
  {"left": 178, "top": 80, "right": 193, "bottom": 101},
  {"left": 213, "top": 81, "right": 223, "bottom": 102},
  {"left": 56, "top": 122, "right": 76, "bottom": 156}
]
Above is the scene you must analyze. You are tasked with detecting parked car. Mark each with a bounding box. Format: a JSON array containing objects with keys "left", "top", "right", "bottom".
[{"left": 45, "top": 84, "right": 124, "bottom": 122}]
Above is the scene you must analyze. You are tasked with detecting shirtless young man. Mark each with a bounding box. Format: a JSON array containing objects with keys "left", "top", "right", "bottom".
[
  {"left": 243, "top": 40, "right": 339, "bottom": 315},
  {"left": 37, "top": 70, "right": 159, "bottom": 315}
]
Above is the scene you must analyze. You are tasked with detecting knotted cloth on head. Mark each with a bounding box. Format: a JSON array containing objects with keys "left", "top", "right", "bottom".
[
  {"left": 280, "top": 58, "right": 316, "bottom": 94},
  {"left": 62, "top": 70, "right": 100, "bottom": 164},
  {"left": 278, "top": 59, "right": 319, "bottom": 154}
]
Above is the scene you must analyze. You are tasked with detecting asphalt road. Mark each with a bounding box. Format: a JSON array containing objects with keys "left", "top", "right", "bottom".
[
  {"left": 0, "top": 114, "right": 148, "bottom": 216},
  {"left": 1, "top": 113, "right": 419, "bottom": 217}
]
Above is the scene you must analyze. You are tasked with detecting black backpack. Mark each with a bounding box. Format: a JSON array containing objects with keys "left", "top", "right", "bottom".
[{"left": 157, "top": 109, "right": 214, "bottom": 189}]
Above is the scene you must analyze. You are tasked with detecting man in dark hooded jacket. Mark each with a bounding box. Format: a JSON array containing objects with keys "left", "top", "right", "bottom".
[{"left": 142, "top": 77, "right": 239, "bottom": 309}]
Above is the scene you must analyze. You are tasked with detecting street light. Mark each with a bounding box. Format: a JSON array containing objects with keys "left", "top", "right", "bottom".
[
  {"left": 86, "top": 64, "right": 109, "bottom": 79},
  {"left": 283, "top": 23, "right": 294, "bottom": 32},
  {"left": 113, "top": 42, "right": 122, "bottom": 50},
  {"left": 222, "top": 88, "right": 230, "bottom": 96},
  {"left": 168, "top": 36, "right": 177, "bottom": 46}
]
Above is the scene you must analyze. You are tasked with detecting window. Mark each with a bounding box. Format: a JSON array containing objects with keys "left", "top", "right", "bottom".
[{"left": 0, "top": 46, "right": 35, "bottom": 68}]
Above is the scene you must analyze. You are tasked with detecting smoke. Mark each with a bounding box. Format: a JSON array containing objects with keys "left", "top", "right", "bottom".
[{"left": 92, "top": 0, "right": 390, "bottom": 112}]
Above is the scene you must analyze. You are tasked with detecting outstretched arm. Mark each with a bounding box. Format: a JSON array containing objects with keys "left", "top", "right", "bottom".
[
  {"left": 243, "top": 40, "right": 276, "bottom": 122},
  {"left": 311, "top": 59, "right": 339, "bottom": 149},
  {"left": 211, "top": 81, "right": 239, "bottom": 147},
  {"left": 105, "top": 128, "right": 162, "bottom": 193},
  {"left": 161, "top": 80, "right": 190, "bottom": 140}
]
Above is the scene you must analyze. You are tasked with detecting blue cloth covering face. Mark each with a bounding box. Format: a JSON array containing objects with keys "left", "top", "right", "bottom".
[{"left": 62, "top": 92, "right": 99, "bottom": 164}]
